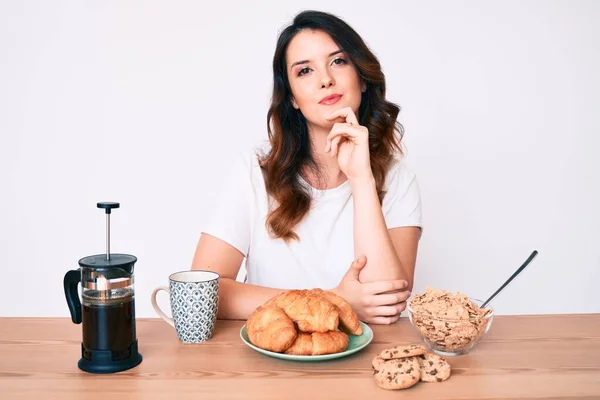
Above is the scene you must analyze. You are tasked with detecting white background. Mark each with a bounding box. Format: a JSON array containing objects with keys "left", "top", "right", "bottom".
[{"left": 2, "top": 0, "right": 599, "bottom": 318}]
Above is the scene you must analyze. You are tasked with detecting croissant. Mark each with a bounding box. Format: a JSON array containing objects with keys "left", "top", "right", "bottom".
[
  {"left": 285, "top": 331, "right": 349, "bottom": 355},
  {"left": 267, "top": 290, "right": 339, "bottom": 333},
  {"left": 246, "top": 306, "right": 297, "bottom": 353},
  {"left": 309, "top": 288, "right": 363, "bottom": 336},
  {"left": 246, "top": 289, "right": 362, "bottom": 356}
]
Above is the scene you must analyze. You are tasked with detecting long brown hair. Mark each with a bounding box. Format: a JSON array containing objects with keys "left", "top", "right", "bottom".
[{"left": 259, "top": 10, "right": 404, "bottom": 242}]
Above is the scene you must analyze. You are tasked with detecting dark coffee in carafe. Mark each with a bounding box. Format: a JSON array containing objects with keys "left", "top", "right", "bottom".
[{"left": 82, "top": 291, "right": 136, "bottom": 356}]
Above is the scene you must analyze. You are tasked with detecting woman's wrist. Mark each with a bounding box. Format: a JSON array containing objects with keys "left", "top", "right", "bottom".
[{"left": 348, "top": 173, "right": 376, "bottom": 193}]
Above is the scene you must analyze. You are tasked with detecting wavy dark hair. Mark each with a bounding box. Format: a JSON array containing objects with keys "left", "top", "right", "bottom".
[{"left": 259, "top": 10, "right": 404, "bottom": 242}]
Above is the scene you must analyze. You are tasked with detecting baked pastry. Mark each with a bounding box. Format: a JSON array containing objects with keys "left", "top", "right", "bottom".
[
  {"left": 266, "top": 290, "right": 339, "bottom": 333},
  {"left": 310, "top": 288, "right": 363, "bottom": 335},
  {"left": 285, "top": 331, "right": 349, "bottom": 355},
  {"left": 283, "top": 332, "right": 312, "bottom": 355},
  {"left": 246, "top": 289, "right": 362, "bottom": 355},
  {"left": 246, "top": 306, "right": 297, "bottom": 353}
]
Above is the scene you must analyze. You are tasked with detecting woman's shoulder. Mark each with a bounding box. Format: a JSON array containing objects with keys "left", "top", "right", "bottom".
[
  {"left": 222, "top": 141, "right": 272, "bottom": 190},
  {"left": 384, "top": 153, "right": 418, "bottom": 190},
  {"left": 237, "top": 140, "right": 271, "bottom": 174},
  {"left": 227, "top": 140, "right": 269, "bottom": 170},
  {"left": 381, "top": 153, "right": 423, "bottom": 227}
]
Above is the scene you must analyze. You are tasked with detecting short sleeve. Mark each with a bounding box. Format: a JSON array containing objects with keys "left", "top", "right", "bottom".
[
  {"left": 200, "top": 151, "right": 255, "bottom": 257},
  {"left": 381, "top": 160, "right": 423, "bottom": 230}
]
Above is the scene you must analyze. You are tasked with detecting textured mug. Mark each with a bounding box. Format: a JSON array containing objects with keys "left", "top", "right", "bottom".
[{"left": 151, "top": 270, "right": 220, "bottom": 343}]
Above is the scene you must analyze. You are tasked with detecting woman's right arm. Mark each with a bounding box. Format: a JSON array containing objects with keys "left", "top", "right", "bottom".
[
  {"left": 191, "top": 233, "right": 286, "bottom": 320},
  {"left": 193, "top": 233, "right": 409, "bottom": 323}
]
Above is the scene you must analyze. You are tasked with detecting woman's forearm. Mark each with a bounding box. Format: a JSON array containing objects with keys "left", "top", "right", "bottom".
[
  {"left": 351, "top": 175, "right": 409, "bottom": 285},
  {"left": 216, "top": 278, "right": 286, "bottom": 320}
]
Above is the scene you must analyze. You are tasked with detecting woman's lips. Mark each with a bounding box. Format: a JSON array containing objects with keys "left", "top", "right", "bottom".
[{"left": 319, "top": 94, "right": 343, "bottom": 105}]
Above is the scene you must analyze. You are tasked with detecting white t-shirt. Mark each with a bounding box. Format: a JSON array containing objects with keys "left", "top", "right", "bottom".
[{"left": 201, "top": 142, "right": 422, "bottom": 290}]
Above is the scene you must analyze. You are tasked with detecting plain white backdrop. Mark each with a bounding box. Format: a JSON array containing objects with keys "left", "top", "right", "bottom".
[{"left": 1, "top": 0, "right": 599, "bottom": 318}]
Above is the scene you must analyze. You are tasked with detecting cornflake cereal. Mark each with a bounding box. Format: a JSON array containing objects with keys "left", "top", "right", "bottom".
[{"left": 408, "top": 287, "right": 493, "bottom": 353}]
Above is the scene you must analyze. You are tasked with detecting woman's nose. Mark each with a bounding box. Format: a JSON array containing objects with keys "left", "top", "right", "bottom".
[{"left": 320, "top": 73, "right": 335, "bottom": 88}]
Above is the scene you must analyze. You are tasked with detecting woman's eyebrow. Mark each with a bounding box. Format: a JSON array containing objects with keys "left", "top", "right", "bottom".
[{"left": 290, "top": 49, "right": 344, "bottom": 69}]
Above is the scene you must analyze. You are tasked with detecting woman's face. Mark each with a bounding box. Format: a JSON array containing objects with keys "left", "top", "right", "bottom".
[{"left": 286, "top": 29, "right": 364, "bottom": 129}]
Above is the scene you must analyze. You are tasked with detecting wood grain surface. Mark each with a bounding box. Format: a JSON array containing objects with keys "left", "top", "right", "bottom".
[{"left": 1, "top": 314, "right": 599, "bottom": 399}]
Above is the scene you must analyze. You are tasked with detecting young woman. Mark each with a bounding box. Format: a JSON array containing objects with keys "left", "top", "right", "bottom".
[{"left": 192, "top": 10, "right": 422, "bottom": 325}]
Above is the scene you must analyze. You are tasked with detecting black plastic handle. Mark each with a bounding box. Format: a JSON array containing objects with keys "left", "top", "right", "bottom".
[
  {"left": 64, "top": 270, "right": 82, "bottom": 324},
  {"left": 97, "top": 202, "right": 120, "bottom": 214}
]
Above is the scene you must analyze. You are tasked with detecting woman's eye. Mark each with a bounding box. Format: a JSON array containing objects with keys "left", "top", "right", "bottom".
[
  {"left": 298, "top": 67, "right": 311, "bottom": 76},
  {"left": 332, "top": 57, "right": 347, "bottom": 65}
]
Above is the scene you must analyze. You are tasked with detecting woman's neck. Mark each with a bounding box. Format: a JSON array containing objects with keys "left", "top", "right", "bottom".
[{"left": 302, "top": 123, "right": 347, "bottom": 190}]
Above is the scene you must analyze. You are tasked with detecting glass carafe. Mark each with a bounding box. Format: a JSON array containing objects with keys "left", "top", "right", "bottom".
[{"left": 63, "top": 202, "right": 142, "bottom": 373}]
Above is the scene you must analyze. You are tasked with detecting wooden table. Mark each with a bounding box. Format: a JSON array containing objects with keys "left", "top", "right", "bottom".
[{"left": 1, "top": 314, "right": 599, "bottom": 399}]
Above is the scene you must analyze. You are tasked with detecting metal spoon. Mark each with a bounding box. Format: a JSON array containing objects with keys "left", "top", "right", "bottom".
[{"left": 481, "top": 250, "right": 539, "bottom": 309}]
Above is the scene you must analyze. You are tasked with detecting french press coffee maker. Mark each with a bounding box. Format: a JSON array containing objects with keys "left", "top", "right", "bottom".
[{"left": 63, "top": 202, "right": 143, "bottom": 373}]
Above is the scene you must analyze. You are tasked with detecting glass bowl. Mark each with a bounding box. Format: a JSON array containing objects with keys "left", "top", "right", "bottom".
[{"left": 406, "top": 297, "right": 494, "bottom": 356}]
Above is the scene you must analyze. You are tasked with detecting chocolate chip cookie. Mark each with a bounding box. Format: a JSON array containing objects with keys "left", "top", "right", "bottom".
[
  {"left": 380, "top": 344, "right": 428, "bottom": 360},
  {"left": 418, "top": 352, "right": 451, "bottom": 382},
  {"left": 373, "top": 356, "right": 421, "bottom": 390}
]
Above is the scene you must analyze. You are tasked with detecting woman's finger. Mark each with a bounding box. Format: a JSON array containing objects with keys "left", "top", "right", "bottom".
[
  {"left": 332, "top": 134, "right": 354, "bottom": 157},
  {"left": 330, "top": 135, "right": 344, "bottom": 157},
  {"left": 364, "top": 279, "right": 408, "bottom": 296},
  {"left": 327, "top": 123, "right": 363, "bottom": 141},
  {"left": 326, "top": 127, "right": 366, "bottom": 155},
  {"left": 325, "top": 122, "right": 344, "bottom": 152},
  {"left": 326, "top": 123, "right": 363, "bottom": 152},
  {"left": 328, "top": 132, "right": 348, "bottom": 157},
  {"left": 325, "top": 106, "right": 359, "bottom": 126},
  {"left": 368, "top": 303, "right": 406, "bottom": 317},
  {"left": 367, "top": 315, "right": 400, "bottom": 325},
  {"left": 399, "top": 301, "right": 407, "bottom": 313},
  {"left": 370, "top": 291, "right": 411, "bottom": 307}
]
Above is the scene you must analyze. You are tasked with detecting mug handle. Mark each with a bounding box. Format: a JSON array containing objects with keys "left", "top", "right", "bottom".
[{"left": 151, "top": 286, "right": 175, "bottom": 328}]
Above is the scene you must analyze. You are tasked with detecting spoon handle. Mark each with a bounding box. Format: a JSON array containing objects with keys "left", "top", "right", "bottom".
[{"left": 481, "top": 250, "right": 538, "bottom": 309}]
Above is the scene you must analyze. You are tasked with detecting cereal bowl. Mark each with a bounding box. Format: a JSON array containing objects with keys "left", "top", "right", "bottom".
[{"left": 406, "top": 287, "right": 494, "bottom": 356}]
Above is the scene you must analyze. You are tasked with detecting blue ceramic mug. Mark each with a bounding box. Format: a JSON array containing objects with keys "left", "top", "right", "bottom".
[{"left": 151, "top": 270, "right": 220, "bottom": 343}]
